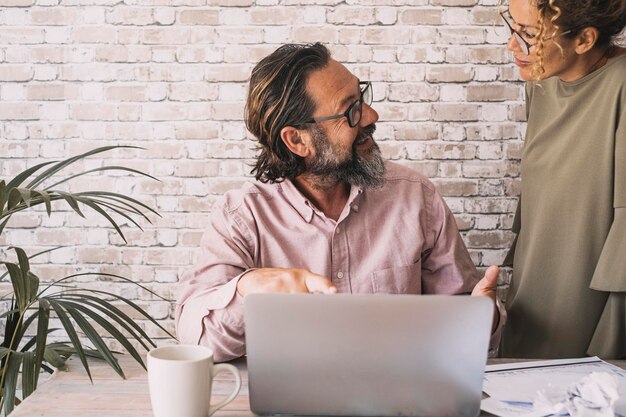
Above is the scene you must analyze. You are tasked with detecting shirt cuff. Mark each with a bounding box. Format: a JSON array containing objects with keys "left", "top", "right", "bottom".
[
  {"left": 176, "top": 271, "right": 248, "bottom": 345},
  {"left": 488, "top": 296, "right": 507, "bottom": 357}
]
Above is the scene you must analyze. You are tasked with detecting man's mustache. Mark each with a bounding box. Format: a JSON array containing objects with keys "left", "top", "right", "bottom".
[{"left": 356, "top": 124, "right": 376, "bottom": 142}]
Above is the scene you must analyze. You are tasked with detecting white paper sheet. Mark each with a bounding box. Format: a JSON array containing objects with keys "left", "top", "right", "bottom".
[{"left": 481, "top": 357, "right": 626, "bottom": 417}]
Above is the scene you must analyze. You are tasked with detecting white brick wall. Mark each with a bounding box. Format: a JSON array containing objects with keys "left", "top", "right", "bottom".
[{"left": 0, "top": 0, "right": 524, "bottom": 346}]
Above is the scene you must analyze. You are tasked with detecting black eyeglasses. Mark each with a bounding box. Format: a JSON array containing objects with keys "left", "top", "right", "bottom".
[
  {"left": 295, "top": 81, "right": 372, "bottom": 128},
  {"left": 499, "top": 8, "right": 571, "bottom": 55}
]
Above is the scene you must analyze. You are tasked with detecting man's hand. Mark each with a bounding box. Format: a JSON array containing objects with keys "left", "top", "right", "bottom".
[
  {"left": 471, "top": 265, "right": 500, "bottom": 332},
  {"left": 471, "top": 265, "right": 499, "bottom": 300},
  {"left": 237, "top": 268, "right": 338, "bottom": 297}
]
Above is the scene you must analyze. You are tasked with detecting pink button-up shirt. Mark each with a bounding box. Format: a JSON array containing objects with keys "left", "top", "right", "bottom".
[{"left": 176, "top": 162, "right": 502, "bottom": 361}]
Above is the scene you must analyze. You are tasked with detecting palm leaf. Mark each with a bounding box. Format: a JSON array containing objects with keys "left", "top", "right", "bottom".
[
  {"left": 75, "top": 196, "right": 145, "bottom": 231},
  {"left": 61, "top": 302, "right": 124, "bottom": 378},
  {"left": 48, "top": 300, "right": 92, "bottom": 382},
  {"left": 43, "top": 345, "right": 68, "bottom": 370},
  {"left": 55, "top": 190, "right": 85, "bottom": 218},
  {"left": 4, "top": 161, "right": 55, "bottom": 191},
  {"left": 25, "top": 146, "right": 143, "bottom": 190},
  {"left": 2, "top": 350, "right": 23, "bottom": 415},
  {"left": 3, "top": 262, "right": 27, "bottom": 314},
  {"left": 56, "top": 294, "right": 153, "bottom": 350},
  {"left": 45, "top": 166, "right": 159, "bottom": 190},
  {"left": 33, "top": 299, "right": 50, "bottom": 388},
  {"left": 53, "top": 288, "right": 174, "bottom": 339},
  {"left": 0, "top": 217, "right": 9, "bottom": 236},
  {"left": 0, "top": 246, "right": 60, "bottom": 283},
  {"left": 0, "top": 180, "right": 5, "bottom": 216},
  {"left": 21, "top": 328, "right": 58, "bottom": 353},
  {"left": 75, "top": 199, "right": 126, "bottom": 242},
  {"left": 60, "top": 300, "right": 146, "bottom": 369},
  {"left": 79, "top": 191, "right": 160, "bottom": 218},
  {"left": 21, "top": 351, "right": 36, "bottom": 398}
]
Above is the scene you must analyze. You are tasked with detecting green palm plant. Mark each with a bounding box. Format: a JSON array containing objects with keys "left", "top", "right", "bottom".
[{"left": 0, "top": 145, "right": 175, "bottom": 415}]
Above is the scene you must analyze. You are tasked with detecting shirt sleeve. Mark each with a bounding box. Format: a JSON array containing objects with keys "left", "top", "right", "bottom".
[
  {"left": 421, "top": 187, "right": 506, "bottom": 355},
  {"left": 590, "top": 98, "right": 626, "bottom": 292},
  {"left": 421, "top": 187, "right": 480, "bottom": 295},
  {"left": 175, "top": 203, "right": 256, "bottom": 362}
]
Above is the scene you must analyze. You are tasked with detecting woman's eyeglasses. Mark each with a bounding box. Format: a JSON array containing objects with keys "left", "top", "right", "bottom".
[
  {"left": 295, "top": 81, "right": 372, "bottom": 128},
  {"left": 499, "top": 9, "right": 572, "bottom": 55}
]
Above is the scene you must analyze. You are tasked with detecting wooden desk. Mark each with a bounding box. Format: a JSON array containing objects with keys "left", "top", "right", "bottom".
[{"left": 9, "top": 356, "right": 626, "bottom": 417}]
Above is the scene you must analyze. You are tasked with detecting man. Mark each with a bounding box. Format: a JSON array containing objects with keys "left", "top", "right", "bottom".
[{"left": 176, "top": 43, "right": 504, "bottom": 362}]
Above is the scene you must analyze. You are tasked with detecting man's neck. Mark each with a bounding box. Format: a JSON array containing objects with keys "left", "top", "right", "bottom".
[{"left": 292, "top": 175, "right": 351, "bottom": 221}]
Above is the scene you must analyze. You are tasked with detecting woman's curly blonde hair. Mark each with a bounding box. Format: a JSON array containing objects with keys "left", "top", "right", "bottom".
[{"left": 531, "top": 0, "right": 626, "bottom": 79}]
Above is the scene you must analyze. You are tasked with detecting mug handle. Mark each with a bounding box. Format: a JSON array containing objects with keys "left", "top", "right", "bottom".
[{"left": 207, "top": 363, "right": 242, "bottom": 416}]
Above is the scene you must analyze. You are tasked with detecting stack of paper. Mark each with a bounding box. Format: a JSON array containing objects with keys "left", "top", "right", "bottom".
[{"left": 481, "top": 357, "right": 626, "bottom": 417}]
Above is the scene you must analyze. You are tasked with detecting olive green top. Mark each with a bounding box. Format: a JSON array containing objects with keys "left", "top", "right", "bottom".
[{"left": 502, "top": 53, "right": 626, "bottom": 359}]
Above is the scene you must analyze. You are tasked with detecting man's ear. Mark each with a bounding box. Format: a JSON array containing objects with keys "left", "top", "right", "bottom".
[
  {"left": 574, "top": 27, "right": 599, "bottom": 55},
  {"left": 280, "top": 126, "right": 310, "bottom": 158}
]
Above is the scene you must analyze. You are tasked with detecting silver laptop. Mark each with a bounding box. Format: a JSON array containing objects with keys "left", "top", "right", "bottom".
[{"left": 244, "top": 294, "right": 493, "bottom": 417}]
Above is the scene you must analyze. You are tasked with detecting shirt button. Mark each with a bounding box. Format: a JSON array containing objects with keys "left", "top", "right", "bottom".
[
  {"left": 335, "top": 227, "right": 340, "bottom": 234},
  {"left": 337, "top": 271, "right": 344, "bottom": 279},
  {"left": 353, "top": 204, "right": 359, "bottom": 210}
]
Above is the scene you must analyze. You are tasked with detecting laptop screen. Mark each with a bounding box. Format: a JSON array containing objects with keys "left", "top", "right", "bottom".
[{"left": 244, "top": 293, "right": 493, "bottom": 417}]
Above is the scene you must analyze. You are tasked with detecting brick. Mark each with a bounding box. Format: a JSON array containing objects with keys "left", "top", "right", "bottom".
[
  {"left": 0, "top": 103, "right": 40, "bottom": 120},
  {"left": 399, "top": 8, "right": 443, "bottom": 25},
  {"left": 393, "top": 123, "right": 440, "bottom": 140},
  {"left": 207, "top": 0, "right": 251, "bottom": 5},
  {"left": 31, "top": 7, "right": 79, "bottom": 25},
  {"left": 142, "top": 27, "right": 189, "bottom": 44},
  {"left": 431, "top": 179, "right": 478, "bottom": 196},
  {"left": 407, "top": 103, "right": 432, "bottom": 121},
  {"left": 462, "top": 161, "right": 509, "bottom": 178},
  {"left": 411, "top": 27, "right": 438, "bottom": 44},
  {"left": 443, "top": 8, "right": 469, "bottom": 25},
  {"left": 169, "top": 82, "right": 219, "bottom": 102},
  {"left": 106, "top": 8, "right": 155, "bottom": 25},
  {"left": 70, "top": 103, "right": 116, "bottom": 121},
  {"left": 431, "top": 0, "right": 476, "bottom": 5},
  {"left": 154, "top": 8, "right": 175, "bottom": 24},
  {"left": 105, "top": 84, "right": 147, "bottom": 101},
  {"left": 205, "top": 64, "right": 251, "bottom": 82},
  {"left": 327, "top": 8, "right": 376, "bottom": 25},
  {"left": 438, "top": 27, "right": 485, "bottom": 44},
  {"left": 467, "top": 83, "right": 520, "bottom": 101},
  {"left": 388, "top": 82, "right": 438, "bottom": 102},
  {"left": 432, "top": 103, "right": 478, "bottom": 121},
  {"left": 178, "top": 9, "right": 219, "bottom": 25},
  {"left": 142, "top": 103, "right": 187, "bottom": 121},
  {"left": 217, "top": 26, "right": 264, "bottom": 44},
  {"left": 426, "top": 65, "right": 473, "bottom": 82},
  {"left": 367, "top": 27, "right": 411, "bottom": 45},
  {"left": 466, "top": 230, "right": 514, "bottom": 248},
  {"left": 0, "top": 0, "right": 33, "bottom": 5},
  {"left": 0, "top": 65, "right": 33, "bottom": 81},
  {"left": 471, "top": 7, "right": 498, "bottom": 25},
  {"left": 27, "top": 84, "right": 69, "bottom": 100},
  {"left": 376, "top": 8, "right": 396, "bottom": 25},
  {"left": 72, "top": 26, "right": 117, "bottom": 43},
  {"left": 249, "top": 7, "right": 300, "bottom": 25},
  {"left": 427, "top": 143, "right": 477, "bottom": 159},
  {"left": 293, "top": 26, "right": 337, "bottom": 43}
]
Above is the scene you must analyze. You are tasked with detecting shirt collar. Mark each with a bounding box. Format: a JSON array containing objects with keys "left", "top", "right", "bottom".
[{"left": 278, "top": 179, "right": 364, "bottom": 223}]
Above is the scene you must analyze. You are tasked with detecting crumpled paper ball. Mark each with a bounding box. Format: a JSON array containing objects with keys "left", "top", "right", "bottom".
[{"left": 533, "top": 372, "right": 619, "bottom": 417}]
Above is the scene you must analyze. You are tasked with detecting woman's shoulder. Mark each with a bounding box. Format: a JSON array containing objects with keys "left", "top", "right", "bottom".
[{"left": 603, "top": 52, "right": 626, "bottom": 84}]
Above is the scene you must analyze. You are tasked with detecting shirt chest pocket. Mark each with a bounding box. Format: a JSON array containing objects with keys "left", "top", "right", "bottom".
[{"left": 370, "top": 261, "right": 422, "bottom": 294}]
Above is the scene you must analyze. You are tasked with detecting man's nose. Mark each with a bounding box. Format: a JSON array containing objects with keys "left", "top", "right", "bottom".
[{"left": 360, "top": 103, "right": 379, "bottom": 127}]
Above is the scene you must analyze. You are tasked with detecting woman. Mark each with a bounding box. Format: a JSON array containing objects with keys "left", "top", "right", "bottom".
[{"left": 500, "top": 0, "right": 626, "bottom": 358}]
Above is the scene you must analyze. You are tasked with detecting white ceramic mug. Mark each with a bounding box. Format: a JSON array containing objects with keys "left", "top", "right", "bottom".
[{"left": 147, "top": 345, "right": 242, "bottom": 417}]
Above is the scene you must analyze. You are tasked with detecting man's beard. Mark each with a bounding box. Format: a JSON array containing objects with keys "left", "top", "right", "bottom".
[{"left": 304, "top": 124, "right": 386, "bottom": 190}]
